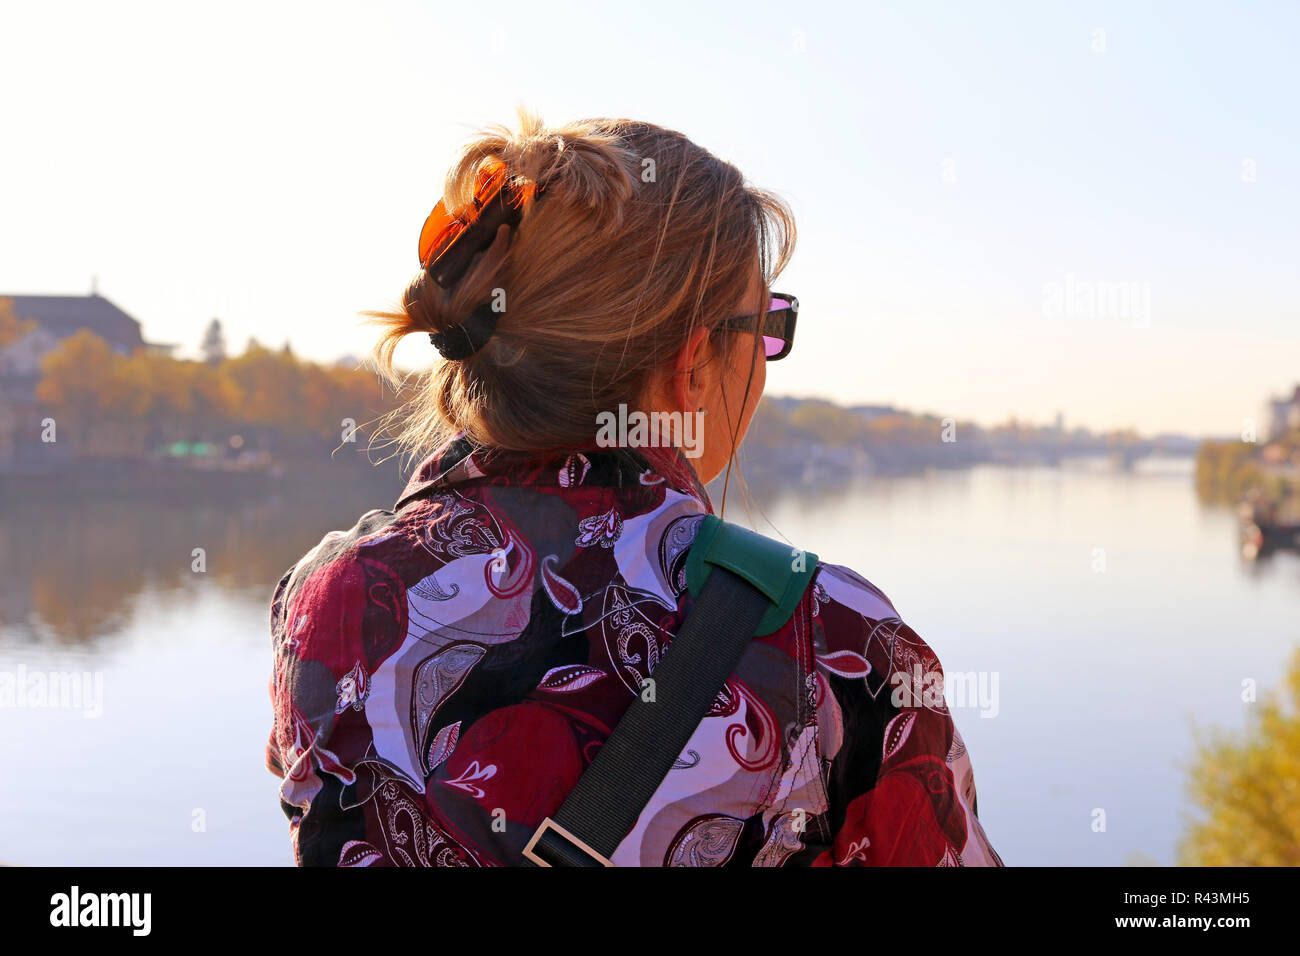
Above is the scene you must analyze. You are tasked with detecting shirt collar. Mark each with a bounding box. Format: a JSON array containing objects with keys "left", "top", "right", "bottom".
[{"left": 394, "top": 433, "right": 714, "bottom": 513}]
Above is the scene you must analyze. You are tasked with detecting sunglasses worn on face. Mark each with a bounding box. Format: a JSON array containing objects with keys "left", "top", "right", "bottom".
[{"left": 718, "top": 293, "right": 799, "bottom": 361}]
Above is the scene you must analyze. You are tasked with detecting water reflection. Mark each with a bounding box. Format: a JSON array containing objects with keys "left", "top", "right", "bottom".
[
  {"left": 1, "top": 455, "right": 1297, "bottom": 865},
  {"left": 0, "top": 461, "right": 404, "bottom": 649}
]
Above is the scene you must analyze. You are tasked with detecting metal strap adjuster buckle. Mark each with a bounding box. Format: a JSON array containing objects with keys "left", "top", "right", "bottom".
[{"left": 522, "top": 817, "right": 613, "bottom": 867}]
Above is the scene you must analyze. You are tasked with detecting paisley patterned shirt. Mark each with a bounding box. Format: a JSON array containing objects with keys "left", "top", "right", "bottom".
[{"left": 265, "top": 437, "right": 1003, "bottom": 866}]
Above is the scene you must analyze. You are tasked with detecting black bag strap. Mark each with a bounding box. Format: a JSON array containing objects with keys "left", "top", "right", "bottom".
[
  {"left": 520, "top": 566, "right": 767, "bottom": 866},
  {"left": 520, "top": 516, "right": 819, "bottom": 867}
]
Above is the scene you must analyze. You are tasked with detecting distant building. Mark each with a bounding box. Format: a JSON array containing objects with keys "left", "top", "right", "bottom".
[
  {"left": 0, "top": 325, "right": 60, "bottom": 379},
  {"left": 0, "top": 293, "right": 174, "bottom": 390},
  {"left": 2, "top": 292, "right": 172, "bottom": 353},
  {"left": 0, "top": 293, "right": 173, "bottom": 468},
  {"left": 1269, "top": 385, "right": 1300, "bottom": 440}
]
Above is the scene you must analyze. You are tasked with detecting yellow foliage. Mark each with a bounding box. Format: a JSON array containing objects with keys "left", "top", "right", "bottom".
[
  {"left": 32, "top": 330, "right": 393, "bottom": 454},
  {"left": 1196, "top": 440, "right": 1265, "bottom": 502},
  {"left": 35, "top": 329, "right": 124, "bottom": 408},
  {"left": 0, "top": 297, "right": 38, "bottom": 348},
  {"left": 1178, "top": 648, "right": 1300, "bottom": 866}
]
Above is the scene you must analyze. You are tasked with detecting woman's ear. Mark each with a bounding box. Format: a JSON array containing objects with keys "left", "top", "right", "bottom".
[{"left": 672, "top": 325, "right": 715, "bottom": 412}]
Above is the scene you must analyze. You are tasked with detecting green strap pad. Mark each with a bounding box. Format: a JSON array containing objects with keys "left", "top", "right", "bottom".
[{"left": 684, "top": 514, "right": 819, "bottom": 637}]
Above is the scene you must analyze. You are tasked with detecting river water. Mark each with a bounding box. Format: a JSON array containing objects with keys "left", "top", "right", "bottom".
[{"left": 2, "top": 457, "right": 1296, "bottom": 865}]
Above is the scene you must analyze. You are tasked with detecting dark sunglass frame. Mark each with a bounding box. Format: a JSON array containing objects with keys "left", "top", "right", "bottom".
[{"left": 718, "top": 293, "right": 799, "bottom": 361}]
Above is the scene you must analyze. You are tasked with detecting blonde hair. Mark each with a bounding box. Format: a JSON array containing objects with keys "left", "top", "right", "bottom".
[{"left": 368, "top": 108, "right": 795, "bottom": 485}]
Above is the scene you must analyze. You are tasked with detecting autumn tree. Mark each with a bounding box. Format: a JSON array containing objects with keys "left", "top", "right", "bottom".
[
  {"left": 189, "top": 360, "right": 244, "bottom": 439},
  {"left": 0, "top": 297, "right": 37, "bottom": 349},
  {"left": 35, "top": 330, "right": 130, "bottom": 454},
  {"left": 1178, "top": 648, "right": 1300, "bottom": 865},
  {"left": 223, "top": 340, "right": 308, "bottom": 436},
  {"left": 33, "top": 330, "right": 398, "bottom": 459}
]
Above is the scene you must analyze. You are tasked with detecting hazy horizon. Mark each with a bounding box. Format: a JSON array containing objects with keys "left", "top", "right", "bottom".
[
  {"left": 2, "top": 0, "right": 1296, "bottom": 438},
  {"left": 0, "top": 286, "right": 1272, "bottom": 440}
]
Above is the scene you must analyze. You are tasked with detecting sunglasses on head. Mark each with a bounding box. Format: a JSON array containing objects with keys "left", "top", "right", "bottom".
[
  {"left": 417, "top": 169, "right": 798, "bottom": 361},
  {"left": 418, "top": 161, "right": 541, "bottom": 288},
  {"left": 718, "top": 293, "right": 799, "bottom": 361}
]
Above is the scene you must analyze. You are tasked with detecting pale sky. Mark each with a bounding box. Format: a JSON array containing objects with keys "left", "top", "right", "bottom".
[{"left": 1, "top": 0, "right": 1296, "bottom": 436}]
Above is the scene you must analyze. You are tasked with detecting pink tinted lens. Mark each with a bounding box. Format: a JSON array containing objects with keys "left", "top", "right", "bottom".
[{"left": 764, "top": 298, "right": 791, "bottom": 356}]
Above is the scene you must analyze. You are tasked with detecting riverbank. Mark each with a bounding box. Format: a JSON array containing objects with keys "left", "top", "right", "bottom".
[{"left": 0, "top": 451, "right": 404, "bottom": 503}]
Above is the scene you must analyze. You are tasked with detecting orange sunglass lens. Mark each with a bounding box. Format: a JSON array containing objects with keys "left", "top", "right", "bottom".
[
  {"left": 418, "top": 199, "right": 459, "bottom": 267},
  {"left": 474, "top": 161, "right": 507, "bottom": 195},
  {"left": 418, "top": 161, "right": 515, "bottom": 267},
  {"left": 418, "top": 159, "right": 525, "bottom": 265}
]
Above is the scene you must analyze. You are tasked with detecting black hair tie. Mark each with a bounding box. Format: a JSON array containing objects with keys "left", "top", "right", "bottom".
[{"left": 429, "top": 302, "right": 501, "bottom": 360}]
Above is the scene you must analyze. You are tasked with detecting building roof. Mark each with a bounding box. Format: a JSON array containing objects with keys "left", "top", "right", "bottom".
[{"left": 3, "top": 293, "right": 146, "bottom": 352}]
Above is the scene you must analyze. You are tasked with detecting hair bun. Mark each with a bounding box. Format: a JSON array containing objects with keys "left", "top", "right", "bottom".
[{"left": 364, "top": 109, "right": 796, "bottom": 480}]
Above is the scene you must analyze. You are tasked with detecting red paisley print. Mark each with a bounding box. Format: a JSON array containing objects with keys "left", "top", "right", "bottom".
[{"left": 265, "top": 437, "right": 1002, "bottom": 866}]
